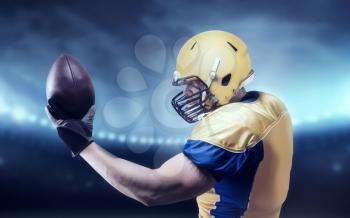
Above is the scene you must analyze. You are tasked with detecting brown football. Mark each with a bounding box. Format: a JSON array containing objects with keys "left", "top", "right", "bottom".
[{"left": 46, "top": 54, "right": 95, "bottom": 119}]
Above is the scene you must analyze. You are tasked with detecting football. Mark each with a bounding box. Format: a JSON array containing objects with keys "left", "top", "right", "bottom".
[{"left": 46, "top": 54, "right": 95, "bottom": 119}]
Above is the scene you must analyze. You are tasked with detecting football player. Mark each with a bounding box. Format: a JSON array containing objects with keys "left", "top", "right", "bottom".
[{"left": 46, "top": 30, "right": 293, "bottom": 218}]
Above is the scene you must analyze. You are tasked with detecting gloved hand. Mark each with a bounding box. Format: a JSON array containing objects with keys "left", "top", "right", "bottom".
[{"left": 45, "top": 104, "right": 95, "bottom": 156}]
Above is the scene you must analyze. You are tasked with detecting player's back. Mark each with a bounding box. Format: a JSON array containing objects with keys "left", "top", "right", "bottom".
[{"left": 184, "top": 91, "right": 293, "bottom": 218}]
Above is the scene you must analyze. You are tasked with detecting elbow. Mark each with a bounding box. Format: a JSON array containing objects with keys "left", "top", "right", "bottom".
[
  {"left": 138, "top": 194, "right": 160, "bottom": 207},
  {"left": 136, "top": 180, "right": 166, "bottom": 207},
  {"left": 137, "top": 186, "right": 166, "bottom": 207},
  {"left": 140, "top": 199, "right": 155, "bottom": 207},
  {"left": 106, "top": 167, "right": 164, "bottom": 207},
  {"left": 138, "top": 180, "right": 184, "bottom": 207}
]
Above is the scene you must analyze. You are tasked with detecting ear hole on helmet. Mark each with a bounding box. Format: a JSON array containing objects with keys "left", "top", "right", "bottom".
[
  {"left": 227, "top": 42, "right": 238, "bottom": 52},
  {"left": 221, "top": 73, "right": 231, "bottom": 86}
]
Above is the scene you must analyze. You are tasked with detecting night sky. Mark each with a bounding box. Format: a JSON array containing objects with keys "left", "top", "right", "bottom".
[{"left": 1, "top": 0, "right": 349, "bottom": 139}]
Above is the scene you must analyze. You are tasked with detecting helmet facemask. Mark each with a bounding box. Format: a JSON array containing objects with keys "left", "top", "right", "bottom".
[
  {"left": 171, "top": 58, "right": 220, "bottom": 123},
  {"left": 171, "top": 76, "right": 212, "bottom": 123}
]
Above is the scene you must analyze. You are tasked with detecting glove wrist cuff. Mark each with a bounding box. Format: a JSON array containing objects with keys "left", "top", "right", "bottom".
[{"left": 57, "top": 127, "right": 93, "bottom": 157}]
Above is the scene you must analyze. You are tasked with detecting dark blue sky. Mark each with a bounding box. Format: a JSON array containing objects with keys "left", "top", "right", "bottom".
[{"left": 0, "top": 0, "right": 349, "bottom": 138}]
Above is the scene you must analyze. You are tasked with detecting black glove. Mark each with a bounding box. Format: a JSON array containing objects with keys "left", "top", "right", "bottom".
[{"left": 45, "top": 104, "right": 95, "bottom": 156}]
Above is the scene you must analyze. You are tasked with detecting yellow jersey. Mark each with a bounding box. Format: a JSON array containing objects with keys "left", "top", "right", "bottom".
[{"left": 183, "top": 91, "right": 293, "bottom": 218}]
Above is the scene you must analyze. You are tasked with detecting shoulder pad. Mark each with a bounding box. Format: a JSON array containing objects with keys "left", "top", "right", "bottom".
[{"left": 189, "top": 92, "right": 288, "bottom": 152}]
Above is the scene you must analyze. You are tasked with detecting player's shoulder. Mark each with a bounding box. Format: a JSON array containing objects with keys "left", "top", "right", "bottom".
[
  {"left": 253, "top": 91, "right": 288, "bottom": 118},
  {"left": 189, "top": 91, "right": 289, "bottom": 152}
]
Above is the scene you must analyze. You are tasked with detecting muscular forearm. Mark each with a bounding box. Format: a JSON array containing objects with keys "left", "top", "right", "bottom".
[
  {"left": 80, "top": 142, "right": 162, "bottom": 205},
  {"left": 80, "top": 142, "right": 200, "bottom": 206}
]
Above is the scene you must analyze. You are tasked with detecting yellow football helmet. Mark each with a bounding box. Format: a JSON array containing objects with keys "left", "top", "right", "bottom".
[{"left": 171, "top": 30, "right": 255, "bottom": 123}]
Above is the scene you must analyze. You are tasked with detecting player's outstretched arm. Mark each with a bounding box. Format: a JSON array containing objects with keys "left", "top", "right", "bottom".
[
  {"left": 80, "top": 142, "right": 215, "bottom": 206},
  {"left": 45, "top": 104, "right": 214, "bottom": 206}
]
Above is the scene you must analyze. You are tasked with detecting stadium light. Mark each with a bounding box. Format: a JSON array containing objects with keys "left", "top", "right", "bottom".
[
  {"left": 5, "top": 101, "right": 350, "bottom": 146},
  {"left": 139, "top": 136, "right": 147, "bottom": 144},
  {"left": 129, "top": 135, "right": 138, "bottom": 143},
  {"left": 107, "top": 132, "right": 116, "bottom": 140},
  {"left": 306, "top": 115, "right": 319, "bottom": 123},
  {"left": 292, "top": 118, "right": 301, "bottom": 126},
  {"left": 165, "top": 138, "right": 173, "bottom": 145},
  {"left": 0, "top": 105, "right": 9, "bottom": 114},
  {"left": 156, "top": 137, "right": 164, "bottom": 144},
  {"left": 40, "top": 118, "right": 49, "bottom": 127},
  {"left": 27, "top": 114, "right": 38, "bottom": 123},
  {"left": 0, "top": 96, "right": 9, "bottom": 114},
  {"left": 118, "top": 134, "right": 126, "bottom": 143},
  {"left": 12, "top": 106, "right": 27, "bottom": 122},
  {"left": 97, "top": 131, "right": 106, "bottom": 139},
  {"left": 147, "top": 137, "right": 154, "bottom": 145}
]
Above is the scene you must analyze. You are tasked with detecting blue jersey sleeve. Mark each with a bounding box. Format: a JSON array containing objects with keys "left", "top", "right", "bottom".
[{"left": 183, "top": 139, "right": 263, "bottom": 181}]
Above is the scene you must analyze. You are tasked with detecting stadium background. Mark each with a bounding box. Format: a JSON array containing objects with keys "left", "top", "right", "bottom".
[{"left": 1, "top": 0, "right": 350, "bottom": 217}]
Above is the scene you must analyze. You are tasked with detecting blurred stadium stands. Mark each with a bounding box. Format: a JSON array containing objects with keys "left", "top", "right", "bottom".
[{"left": 1, "top": 115, "right": 350, "bottom": 218}]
